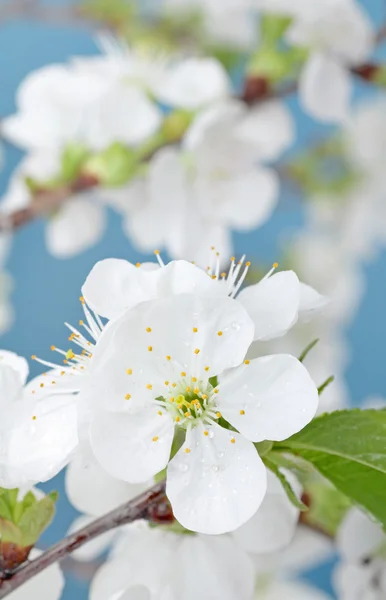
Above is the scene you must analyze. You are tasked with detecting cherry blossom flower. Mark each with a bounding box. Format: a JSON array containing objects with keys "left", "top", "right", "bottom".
[
  {"left": 121, "top": 100, "right": 293, "bottom": 262},
  {"left": 80, "top": 291, "right": 318, "bottom": 534},
  {"left": 334, "top": 508, "right": 386, "bottom": 600},
  {"left": 2, "top": 59, "right": 162, "bottom": 153},
  {"left": 265, "top": 0, "right": 374, "bottom": 123},
  {"left": 0, "top": 350, "right": 78, "bottom": 489}
]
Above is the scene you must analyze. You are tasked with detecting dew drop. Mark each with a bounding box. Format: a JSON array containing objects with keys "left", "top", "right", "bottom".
[{"left": 231, "top": 322, "right": 240, "bottom": 331}]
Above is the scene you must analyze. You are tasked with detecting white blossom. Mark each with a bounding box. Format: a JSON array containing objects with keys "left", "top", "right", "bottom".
[
  {"left": 334, "top": 508, "right": 386, "bottom": 600},
  {"left": 0, "top": 350, "right": 78, "bottom": 489},
  {"left": 121, "top": 100, "right": 294, "bottom": 262}
]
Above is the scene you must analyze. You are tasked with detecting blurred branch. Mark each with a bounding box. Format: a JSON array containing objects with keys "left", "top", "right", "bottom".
[
  {"left": 0, "top": 0, "right": 96, "bottom": 28},
  {"left": 0, "top": 480, "right": 170, "bottom": 598}
]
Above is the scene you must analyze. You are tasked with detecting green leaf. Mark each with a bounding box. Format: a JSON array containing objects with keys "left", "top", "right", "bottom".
[
  {"left": 260, "top": 14, "right": 292, "bottom": 45},
  {"left": 264, "top": 456, "right": 308, "bottom": 512},
  {"left": 317, "top": 375, "right": 334, "bottom": 395},
  {"left": 276, "top": 410, "right": 386, "bottom": 529},
  {"left": 0, "top": 518, "right": 22, "bottom": 545},
  {"left": 84, "top": 143, "right": 139, "bottom": 187},
  {"left": 18, "top": 496, "right": 57, "bottom": 547},
  {"left": 254, "top": 440, "right": 273, "bottom": 457},
  {"left": 61, "top": 143, "right": 90, "bottom": 183}
]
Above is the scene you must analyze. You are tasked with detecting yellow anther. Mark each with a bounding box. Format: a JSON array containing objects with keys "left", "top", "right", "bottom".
[
  {"left": 170, "top": 397, "right": 175, "bottom": 402},
  {"left": 216, "top": 412, "right": 221, "bottom": 418},
  {"left": 273, "top": 262, "right": 279, "bottom": 269},
  {"left": 217, "top": 331, "right": 223, "bottom": 337},
  {"left": 204, "top": 366, "right": 210, "bottom": 372},
  {"left": 211, "top": 275, "right": 217, "bottom": 280},
  {"left": 214, "top": 389, "right": 219, "bottom": 394},
  {"left": 194, "top": 387, "right": 199, "bottom": 394},
  {"left": 148, "top": 346, "right": 153, "bottom": 352},
  {"left": 221, "top": 272, "right": 226, "bottom": 278},
  {"left": 181, "top": 371, "right": 186, "bottom": 377},
  {"left": 186, "top": 386, "right": 191, "bottom": 392},
  {"left": 172, "top": 383, "right": 177, "bottom": 388},
  {"left": 175, "top": 416, "right": 180, "bottom": 422},
  {"left": 79, "top": 296, "right": 85, "bottom": 304},
  {"left": 50, "top": 345, "right": 56, "bottom": 351},
  {"left": 164, "top": 380, "right": 169, "bottom": 386},
  {"left": 240, "top": 410, "right": 245, "bottom": 415},
  {"left": 246, "top": 261, "right": 251, "bottom": 267},
  {"left": 230, "top": 437, "right": 236, "bottom": 444},
  {"left": 211, "top": 246, "right": 215, "bottom": 250},
  {"left": 31, "top": 355, "right": 36, "bottom": 360},
  {"left": 184, "top": 412, "right": 190, "bottom": 417},
  {"left": 158, "top": 411, "right": 163, "bottom": 416},
  {"left": 146, "top": 384, "right": 153, "bottom": 390},
  {"left": 66, "top": 349, "right": 75, "bottom": 360},
  {"left": 61, "top": 371, "right": 65, "bottom": 376},
  {"left": 193, "top": 327, "right": 198, "bottom": 333},
  {"left": 192, "top": 377, "right": 197, "bottom": 382},
  {"left": 52, "top": 381, "right": 56, "bottom": 385},
  {"left": 244, "top": 360, "right": 250, "bottom": 365},
  {"left": 127, "top": 369, "right": 133, "bottom": 375},
  {"left": 31, "top": 390, "right": 35, "bottom": 394},
  {"left": 146, "top": 327, "right": 152, "bottom": 333},
  {"left": 204, "top": 430, "right": 209, "bottom": 436},
  {"left": 40, "top": 383, "right": 44, "bottom": 388},
  {"left": 32, "top": 415, "right": 37, "bottom": 421},
  {"left": 154, "top": 250, "right": 160, "bottom": 255},
  {"left": 79, "top": 320, "right": 84, "bottom": 326},
  {"left": 136, "top": 262, "right": 141, "bottom": 268},
  {"left": 166, "top": 355, "right": 171, "bottom": 361},
  {"left": 201, "top": 394, "right": 207, "bottom": 400},
  {"left": 231, "top": 256, "right": 235, "bottom": 262},
  {"left": 185, "top": 448, "right": 191, "bottom": 454},
  {"left": 125, "top": 394, "right": 131, "bottom": 400},
  {"left": 152, "top": 436, "right": 159, "bottom": 442},
  {"left": 194, "top": 348, "right": 200, "bottom": 355},
  {"left": 63, "top": 360, "right": 68, "bottom": 364}
]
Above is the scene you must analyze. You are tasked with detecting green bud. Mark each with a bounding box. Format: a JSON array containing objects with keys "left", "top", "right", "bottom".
[
  {"left": 61, "top": 142, "right": 90, "bottom": 183},
  {"left": 0, "top": 488, "right": 58, "bottom": 572},
  {"left": 84, "top": 142, "right": 139, "bottom": 187},
  {"left": 161, "top": 110, "right": 195, "bottom": 143},
  {"left": 260, "top": 14, "right": 292, "bottom": 45}
]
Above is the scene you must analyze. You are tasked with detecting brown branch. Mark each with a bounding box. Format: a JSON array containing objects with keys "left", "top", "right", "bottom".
[{"left": 0, "top": 480, "right": 169, "bottom": 598}]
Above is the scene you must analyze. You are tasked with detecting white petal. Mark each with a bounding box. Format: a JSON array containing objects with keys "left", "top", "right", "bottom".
[
  {"left": 275, "top": 525, "right": 333, "bottom": 572},
  {"left": 300, "top": 52, "right": 351, "bottom": 123},
  {"left": 235, "top": 101, "right": 295, "bottom": 161},
  {"left": 90, "top": 407, "right": 174, "bottom": 483},
  {"left": 67, "top": 515, "right": 116, "bottom": 561},
  {"left": 156, "top": 58, "right": 230, "bottom": 109},
  {"left": 337, "top": 507, "right": 385, "bottom": 562},
  {"left": 233, "top": 469, "right": 300, "bottom": 554},
  {"left": 166, "top": 423, "right": 267, "bottom": 534},
  {"left": 0, "top": 364, "right": 23, "bottom": 409},
  {"left": 85, "top": 85, "right": 162, "bottom": 149},
  {"left": 298, "top": 282, "right": 329, "bottom": 322},
  {"left": 65, "top": 443, "right": 147, "bottom": 516},
  {"left": 212, "top": 168, "right": 279, "bottom": 231},
  {"left": 82, "top": 258, "right": 154, "bottom": 320},
  {"left": 237, "top": 271, "right": 300, "bottom": 341},
  {"left": 156, "top": 260, "right": 219, "bottom": 297},
  {"left": 46, "top": 197, "right": 105, "bottom": 258},
  {"left": 174, "top": 534, "right": 255, "bottom": 600},
  {"left": 219, "top": 354, "right": 318, "bottom": 442},
  {"left": 0, "top": 351, "right": 29, "bottom": 385},
  {"left": 7, "top": 395, "right": 78, "bottom": 484},
  {"left": 8, "top": 550, "right": 64, "bottom": 600}
]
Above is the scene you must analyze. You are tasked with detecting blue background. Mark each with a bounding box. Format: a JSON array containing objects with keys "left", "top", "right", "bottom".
[{"left": 1, "top": 0, "right": 386, "bottom": 597}]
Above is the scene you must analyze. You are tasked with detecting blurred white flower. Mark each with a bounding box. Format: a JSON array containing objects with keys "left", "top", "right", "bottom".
[
  {"left": 8, "top": 549, "right": 64, "bottom": 600},
  {"left": 81, "top": 291, "right": 318, "bottom": 534},
  {"left": 162, "top": 0, "right": 258, "bottom": 49},
  {"left": 122, "top": 100, "right": 294, "bottom": 262},
  {"left": 2, "top": 58, "right": 162, "bottom": 153},
  {"left": 334, "top": 508, "right": 386, "bottom": 600},
  {"left": 0, "top": 350, "right": 78, "bottom": 489},
  {"left": 278, "top": 0, "right": 374, "bottom": 123}
]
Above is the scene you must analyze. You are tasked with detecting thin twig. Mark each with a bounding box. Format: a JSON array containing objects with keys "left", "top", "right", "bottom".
[{"left": 0, "top": 480, "right": 167, "bottom": 598}]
